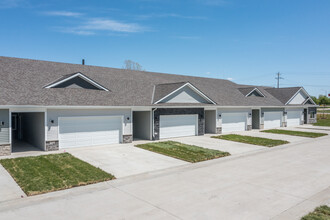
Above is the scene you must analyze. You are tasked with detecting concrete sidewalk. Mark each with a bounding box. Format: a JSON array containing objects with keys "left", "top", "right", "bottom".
[
  {"left": 0, "top": 165, "right": 25, "bottom": 203},
  {"left": 0, "top": 133, "right": 329, "bottom": 219}
]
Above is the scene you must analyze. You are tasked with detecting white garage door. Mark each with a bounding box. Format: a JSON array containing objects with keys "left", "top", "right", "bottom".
[
  {"left": 59, "top": 116, "right": 122, "bottom": 149},
  {"left": 222, "top": 112, "right": 247, "bottom": 133},
  {"left": 159, "top": 115, "right": 197, "bottom": 139},
  {"left": 264, "top": 112, "right": 282, "bottom": 129},
  {"left": 287, "top": 110, "right": 302, "bottom": 127}
]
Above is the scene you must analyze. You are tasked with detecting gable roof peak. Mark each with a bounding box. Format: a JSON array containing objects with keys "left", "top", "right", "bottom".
[{"left": 44, "top": 72, "right": 110, "bottom": 91}]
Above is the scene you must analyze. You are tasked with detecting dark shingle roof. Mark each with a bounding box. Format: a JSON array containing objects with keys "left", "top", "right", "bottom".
[
  {"left": 265, "top": 87, "right": 301, "bottom": 104},
  {"left": 238, "top": 87, "right": 256, "bottom": 96},
  {"left": 0, "top": 56, "right": 307, "bottom": 107}
]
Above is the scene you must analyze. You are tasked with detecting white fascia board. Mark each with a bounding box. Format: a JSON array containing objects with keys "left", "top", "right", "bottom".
[
  {"left": 44, "top": 72, "right": 109, "bottom": 91},
  {"left": 1, "top": 105, "right": 311, "bottom": 110},
  {"left": 154, "top": 82, "right": 216, "bottom": 104},
  {"left": 302, "top": 97, "right": 317, "bottom": 105},
  {"left": 285, "top": 87, "right": 315, "bottom": 105},
  {"left": 245, "top": 88, "right": 265, "bottom": 97}
]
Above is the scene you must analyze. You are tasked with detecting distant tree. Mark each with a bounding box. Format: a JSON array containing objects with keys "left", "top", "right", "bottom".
[
  {"left": 311, "top": 96, "right": 319, "bottom": 105},
  {"left": 123, "top": 60, "right": 145, "bottom": 71},
  {"left": 318, "top": 95, "right": 330, "bottom": 106}
]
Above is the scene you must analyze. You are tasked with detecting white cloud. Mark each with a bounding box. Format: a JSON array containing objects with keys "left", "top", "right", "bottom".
[
  {"left": 0, "top": 0, "right": 26, "bottom": 8},
  {"left": 44, "top": 11, "right": 83, "bottom": 17},
  {"left": 137, "top": 13, "right": 206, "bottom": 20},
  {"left": 54, "top": 27, "right": 95, "bottom": 36},
  {"left": 81, "top": 18, "right": 145, "bottom": 33},
  {"left": 227, "top": 77, "right": 234, "bottom": 81}
]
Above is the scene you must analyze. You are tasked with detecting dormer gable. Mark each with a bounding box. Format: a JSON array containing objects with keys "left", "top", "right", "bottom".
[
  {"left": 153, "top": 82, "right": 216, "bottom": 104},
  {"left": 238, "top": 87, "right": 265, "bottom": 97},
  {"left": 44, "top": 72, "right": 109, "bottom": 91}
]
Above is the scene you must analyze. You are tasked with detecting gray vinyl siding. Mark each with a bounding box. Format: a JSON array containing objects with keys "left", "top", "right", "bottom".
[
  {"left": 160, "top": 86, "right": 210, "bottom": 103},
  {"left": 46, "top": 108, "right": 131, "bottom": 141},
  {"left": 0, "top": 109, "right": 9, "bottom": 144}
]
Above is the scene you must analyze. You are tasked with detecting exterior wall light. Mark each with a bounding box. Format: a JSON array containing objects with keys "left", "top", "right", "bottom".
[
  {"left": 248, "top": 113, "right": 252, "bottom": 116},
  {"left": 126, "top": 117, "right": 130, "bottom": 121},
  {"left": 218, "top": 114, "right": 222, "bottom": 118},
  {"left": 50, "top": 120, "right": 54, "bottom": 124},
  {"left": 261, "top": 112, "right": 264, "bottom": 117},
  {"left": 0, "top": 121, "right": 4, "bottom": 126},
  {"left": 283, "top": 111, "right": 287, "bottom": 115}
]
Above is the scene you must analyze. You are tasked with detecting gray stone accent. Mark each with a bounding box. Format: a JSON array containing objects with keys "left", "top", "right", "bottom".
[
  {"left": 0, "top": 144, "right": 11, "bottom": 156},
  {"left": 307, "top": 107, "right": 317, "bottom": 124},
  {"left": 216, "top": 127, "right": 222, "bottom": 134},
  {"left": 260, "top": 124, "right": 264, "bottom": 129},
  {"left": 123, "top": 135, "right": 133, "bottom": 143},
  {"left": 153, "top": 108, "right": 204, "bottom": 140},
  {"left": 247, "top": 125, "right": 252, "bottom": 131},
  {"left": 282, "top": 122, "right": 287, "bottom": 127},
  {"left": 308, "top": 118, "right": 317, "bottom": 124},
  {"left": 46, "top": 140, "right": 59, "bottom": 151}
]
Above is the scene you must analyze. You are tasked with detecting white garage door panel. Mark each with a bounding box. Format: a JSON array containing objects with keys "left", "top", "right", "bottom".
[
  {"left": 264, "top": 112, "right": 282, "bottom": 129},
  {"left": 287, "top": 111, "right": 302, "bottom": 127},
  {"left": 222, "top": 112, "right": 247, "bottom": 133},
  {"left": 59, "top": 116, "right": 122, "bottom": 148},
  {"left": 160, "top": 115, "right": 197, "bottom": 139}
]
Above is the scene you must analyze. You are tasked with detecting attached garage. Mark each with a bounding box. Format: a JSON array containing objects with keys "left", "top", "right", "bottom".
[
  {"left": 58, "top": 116, "right": 122, "bottom": 148},
  {"left": 159, "top": 115, "right": 198, "bottom": 139},
  {"left": 222, "top": 112, "right": 247, "bottom": 133},
  {"left": 287, "top": 110, "right": 302, "bottom": 127},
  {"left": 264, "top": 112, "right": 282, "bottom": 129}
]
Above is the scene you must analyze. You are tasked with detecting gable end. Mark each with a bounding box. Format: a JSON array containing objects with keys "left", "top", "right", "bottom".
[
  {"left": 154, "top": 83, "right": 216, "bottom": 104},
  {"left": 44, "top": 72, "right": 109, "bottom": 91}
]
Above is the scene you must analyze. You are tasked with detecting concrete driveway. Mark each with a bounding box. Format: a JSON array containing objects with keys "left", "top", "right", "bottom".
[
  {"left": 66, "top": 143, "right": 188, "bottom": 178},
  {"left": 0, "top": 131, "right": 329, "bottom": 219}
]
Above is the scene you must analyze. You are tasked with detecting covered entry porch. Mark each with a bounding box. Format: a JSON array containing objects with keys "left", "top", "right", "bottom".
[{"left": 11, "top": 110, "right": 46, "bottom": 153}]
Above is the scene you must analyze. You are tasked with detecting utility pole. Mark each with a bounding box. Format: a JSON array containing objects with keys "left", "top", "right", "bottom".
[{"left": 275, "top": 72, "right": 284, "bottom": 88}]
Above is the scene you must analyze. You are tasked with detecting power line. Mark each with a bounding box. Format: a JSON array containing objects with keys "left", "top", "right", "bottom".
[{"left": 275, "top": 72, "right": 284, "bottom": 88}]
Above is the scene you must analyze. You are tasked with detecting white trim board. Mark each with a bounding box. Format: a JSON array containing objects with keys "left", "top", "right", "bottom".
[
  {"left": 154, "top": 82, "right": 216, "bottom": 105},
  {"left": 285, "top": 87, "right": 315, "bottom": 105},
  {"left": 245, "top": 88, "right": 265, "bottom": 97},
  {"left": 302, "top": 97, "right": 317, "bottom": 105},
  {"left": 44, "top": 72, "right": 110, "bottom": 91}
]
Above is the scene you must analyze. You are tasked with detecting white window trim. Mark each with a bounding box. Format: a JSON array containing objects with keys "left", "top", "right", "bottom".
[
  {"left": 285, "top": 87, "right": 315, "bottom": 105},
  {"left": 154, "top": 82, "right": 216, "bottom": 104},
  {"left": 245, "top": 88, "right": 265, "bottom": 97},
  {"left": 44, "top": 72, "right": 109, "bottom": 91}
]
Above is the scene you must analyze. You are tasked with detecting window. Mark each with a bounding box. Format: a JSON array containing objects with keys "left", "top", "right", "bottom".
[{"left": 310, "top": 111, "right": 315, "bottom": 119}]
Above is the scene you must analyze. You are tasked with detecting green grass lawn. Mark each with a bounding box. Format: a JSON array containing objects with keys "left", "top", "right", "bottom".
[
  {"left": 261, "top": 129, "right": 327, "bottom": 138},
  {"left": 301, "top": 205, "right": 330, "bottom": 220},
  {"left": 135, "top": 141, "right": 230, "bottom": 163},
  {"left": 314, "top": 114, "right": 330, "bottom": 127},
  {"left": 318, "top": 110, "right": 330, "bottom": 113},
  {"left": 0, "top": 153, "right": 115, "bottom": 196},
  {"left": 212, "top": 134, "right": 289, "bottom": 147}
]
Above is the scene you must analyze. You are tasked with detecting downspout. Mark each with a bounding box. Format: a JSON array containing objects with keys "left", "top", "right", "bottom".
[{"left": 152, "top": 108, "right": 157, "bottom": 140}]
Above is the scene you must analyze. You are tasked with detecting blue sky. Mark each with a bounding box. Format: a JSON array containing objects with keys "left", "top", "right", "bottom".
[{"left": 0, "top": 0, "right": 329, "bottom": 96}]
